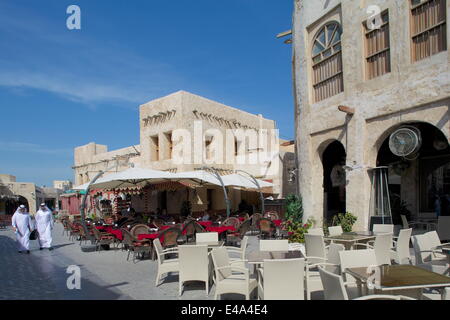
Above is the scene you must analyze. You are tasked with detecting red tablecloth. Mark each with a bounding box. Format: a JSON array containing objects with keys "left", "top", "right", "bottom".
[
  {"left": 198, "top": 221, "right": 213, "bottom": 228},
  {"left": 96, "top": 226, "right": 123, "bottom": 241},
  {"left": 238, "top": 217, "right": 246, "bottom": 222},
  {"left": 205, "top": 226, "right": 236, "bottom": 234},
  {"left": 273, "top": 220, "right": 282, "bottom": 227},
  {"left": 138, "top": 233, "right": 159, "bottom": 241}
]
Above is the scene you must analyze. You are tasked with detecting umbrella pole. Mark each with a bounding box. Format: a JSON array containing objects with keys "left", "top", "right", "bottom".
[
  {"left": 235, "top": 170, "right": 265, "bottom": 215},
  {"left": 201, "top": 167, "right": 231, "bottom": 218}
]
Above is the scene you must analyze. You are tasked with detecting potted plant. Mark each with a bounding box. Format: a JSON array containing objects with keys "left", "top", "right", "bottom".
[{"left": 331, "top": 212, "right": 357, "bottom": 233}]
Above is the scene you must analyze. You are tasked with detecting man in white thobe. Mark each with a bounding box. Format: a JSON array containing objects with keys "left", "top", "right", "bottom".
[
  {"left": 35, "top": 203, "right": 54, "bottom": 250},
  {"left": 11, "top": 205, "right": 32, "bottom": 254}
]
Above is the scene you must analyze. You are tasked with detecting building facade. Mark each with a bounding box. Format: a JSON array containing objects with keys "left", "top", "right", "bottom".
[
  {"left": 292, "top": 0, "right": 449, "bottom": 230},
  {"left": 73, "top": 91, "right": 294, "bottom": 216}
]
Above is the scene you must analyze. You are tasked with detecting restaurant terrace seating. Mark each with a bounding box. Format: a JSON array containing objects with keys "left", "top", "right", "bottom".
[
  {"left": 372, "top": 224, "right": 394, "bottom": 234},
  {"left": 412, "top": 233, "right": 448, "bottom": 274},
  {"left": 91, "top": 226, "right": 116, "bottom": 252},
  {"left": 178, "top": 245, "right": 210, "bottom": 296},
  {"left": 154, "top": 238, "right": 179, "bottom": 287},
  {"left": 210, "top": 247, "right": 257, "bottom": 300},
  {"left": 225, "top": 236, "right": 249, "bottom": 268},
  {"left": 159, "top": 227, "right": 183, "bottom": 249},
  {"left": 328, "top": 226, "right": 343, "bottom": 237},
  {"left": 257, "top": 258, "right": 305, "bottom": 300},
  {"left": 196, "top": 232, "right": 219, "bottom": 243},
  {"left": 260, "top": 239, "right": 289, "bottom": 252},
  {"left": 354, "top": 233, "right": 393, "bottom": 265},
  {"left": 390, "top": 228, "right": 412, "bottom": 264},
  {"left": 339, "top": 249, "right": 378, "bottom": 295},
  {"left": 121, "top": 228, "right": 152, "bottom": 261},
  {"left": 226, "top": 219, "right": 252, "bottom": 246},
  {"left": 130, "top": 224, "right": 151, "bottom": 238},
  {"left": 258, "top": 218, "right": 276, "bottom": 239}
]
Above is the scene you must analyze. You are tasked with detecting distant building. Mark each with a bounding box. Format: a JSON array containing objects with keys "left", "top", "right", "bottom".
[
  {"left": 72, "top": 91, "right": 294, "bottom": 217},
  {"left": 53, "top": 180, "right": 73, "bottom": 192},
  {"left": 0, "top": 174, "right": 64, "bottom": 214}
]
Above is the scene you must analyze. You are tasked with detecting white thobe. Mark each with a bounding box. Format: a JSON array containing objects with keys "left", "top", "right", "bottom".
[
  {"left": 35, "top": 208, "right": 54, "bottom": 248},
  {"left": 11, "top": 211, "right": 32, "bottom": 251}
]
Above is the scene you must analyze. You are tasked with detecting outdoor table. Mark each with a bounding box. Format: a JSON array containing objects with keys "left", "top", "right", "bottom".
[
  {"left": 138, "top": 233, "right": 159, "bottom": 241},
  {"left": 96, "top": 226, "right": 123, "bottom": 241},
  {"left": 181, "top": 241, "right": 224, "bottom": 248},
  {"left": 198, "top": 221, "right": 213, "bottom": 228},
  {"left": 205, "top": 226, "right": 236, "bottom": 234},
  {"left": 324, "top": 231, "right": 377, "bottom": 250},
  {"left": 247, "top": 250, "right": 303, "bottom": 282},
  {"left": 345, "top": 264, "right": 450, "bottom": 299}
]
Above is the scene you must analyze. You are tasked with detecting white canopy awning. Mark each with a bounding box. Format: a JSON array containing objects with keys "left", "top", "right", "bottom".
[
  {"left": 221, "top": 174, "right": 273, "bottom": 189},
  {"left": 173, "top": 170, "right": 223, "bottom": 187},
  {"left": 90, "top": 167, "right": 177, "bottom": 190}
]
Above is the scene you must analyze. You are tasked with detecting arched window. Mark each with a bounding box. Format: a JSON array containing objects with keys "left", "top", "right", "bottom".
[{"left": 312, "top": 22, "right": 344, "bottom": 102}]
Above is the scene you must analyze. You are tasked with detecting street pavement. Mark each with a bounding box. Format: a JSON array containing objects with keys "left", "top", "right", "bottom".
[{"left": 0, "top": 222, "right": 259, "bottom": 300}]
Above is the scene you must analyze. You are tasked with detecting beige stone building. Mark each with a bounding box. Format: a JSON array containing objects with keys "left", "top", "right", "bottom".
[
  {"left": 73, "top": 91, "right": 293, "bottom": 216},
  {"left": 289, "top": 0, "right": 449, "bottom": 230},
  {"left": 0, "top": 174, "right": 45, "bottom": 214}
]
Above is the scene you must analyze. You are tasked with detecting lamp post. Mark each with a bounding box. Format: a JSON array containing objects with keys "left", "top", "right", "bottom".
[{"left": 235, "top": 170, "right": 266, "bottom": 215}]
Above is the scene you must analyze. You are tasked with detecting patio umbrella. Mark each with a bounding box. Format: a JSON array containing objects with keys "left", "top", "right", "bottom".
[
  {"left": 172, "top": 170, "right": 224, "bottom": 187},
  {"left": 89, "top": 167, "right": 178, "bottom": 190},
  {"left": 221, "top": 174, "right": 273, "bottom": 189}
]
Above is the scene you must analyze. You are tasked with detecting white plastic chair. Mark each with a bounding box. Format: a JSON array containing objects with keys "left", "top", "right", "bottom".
[
  {"left": 319, "top": 267, "right": 417, "bottom": 300},
  {"left": 210, "top": 247, "right": 257, "bottom": 300},
  {"left": 259, "top": 239, "right": 289, "bottom": 252},
  {"left": 339, "top": 249, "right": 378, "bottom": 285},
  {"left": 390, "top": 228, "right": 412, "bottom": 264},
  {"left": 154, "top": 238, "right": 179, "bottom": 286},
  {"left": 319, "top": 266, "right": 349, "bottom": 300},
  {"left": 355, "top": 233, "right": 393, "bottom": 265},
  {"left": 372, "top": 224, "right": 394, "bottom": 234},
  {"left": 401, "top": 214, "right": 423, "bottom": 230},
  {"left": 304, "top": 234, "right": 341, "bottom": 300},
  {"left": 225, "top": 236, "right": 248, "bottom": 266},
  {"left": 412, "top": 234, "right": 448, "bottom": 274},
  {"left": 178, "top": 245, "right": 210, "bottom": 296},
  {"left": 196, "top": 232, "right": 218, "bottom": 243},
  {"left": 257, "top": 258, "right": 305, "bottom": 300},
  {"left": 328, "top": 226, "right": 343, "bottom": 237}
]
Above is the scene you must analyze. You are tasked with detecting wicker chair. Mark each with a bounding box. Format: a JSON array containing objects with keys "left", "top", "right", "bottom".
[
  {"left": 250, "top": 213, "right": 262, "bottom": 234},
  {"left": 258, "top": 218, "right": 276, "bottom": 239},
  {"left": 182, "top": 220, "right": 198, "bottom": 243},
  {"left": 159, "top": 227, "right": 183, "bottom": 249},
  {"left": 152, "top": 219, "right": 165, "bottom": 229},
  {"left": 130, "top": 224, "right": 151, "bottom": 238},
  {"left": 226, "top": 219, "right": 252, "bottom": 246},
  {"left": 91, "top": 226, "right": 115, "bottom": 251},
  {"left": 68, "top": 221, "right": 81, "bottom": 242},
  {"left": 222, "top": 217, "right": 241, "bottom": 229},
  {"left": 264, "top": 211, "right": 279, "bottom": 221},
  {"left": 121, "top": 228, "right": 152, "bottom": 262}
]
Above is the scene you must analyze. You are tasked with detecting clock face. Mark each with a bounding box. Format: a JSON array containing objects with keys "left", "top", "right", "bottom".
[{"left": 389, "top": 128, "right": 421, "bottom": 157}]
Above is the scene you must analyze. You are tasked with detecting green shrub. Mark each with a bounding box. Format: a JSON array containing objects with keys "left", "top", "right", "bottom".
[
  {"left": 331, "top": 212, "right": 357, "bottom": 232},
  {"left": 283, "top": 217, "right": 315, "bottom": 243},
  {"left": 285, "top": 194, "right": 303, "bottom": 223}
]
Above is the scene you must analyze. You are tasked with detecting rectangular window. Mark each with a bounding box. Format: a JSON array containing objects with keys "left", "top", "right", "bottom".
[
  {"left": 150, "top": 135, "right": 159, "bottom": 161},
  {"left": 165, "top": 132, "right": 173, "bottom": 160},
  {"left": 364, "top": 11, "right": 391, "bottom": 79},
  {"left": 411, "top": 0, "right": 447, "bottom": 62}
]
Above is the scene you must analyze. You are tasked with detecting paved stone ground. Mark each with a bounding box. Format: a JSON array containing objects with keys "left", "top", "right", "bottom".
[
  {"left": 0, "top": 223, "right": 262, "bottom": 300},
  {"left": 0, "top": 223, "right": 443, "bottom": 300}
]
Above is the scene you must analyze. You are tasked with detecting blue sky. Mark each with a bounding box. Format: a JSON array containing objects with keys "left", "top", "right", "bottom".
[{"left": 0, "top": 0, "right": 294, "bottom": 186}]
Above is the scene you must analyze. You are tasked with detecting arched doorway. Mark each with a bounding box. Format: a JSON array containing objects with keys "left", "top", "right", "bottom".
[
  {"left": 322, "top": 140, "right": 347, "bottom": 224},
  {"left": 376, "top": 122, "right": 450, "bottom": 224}
]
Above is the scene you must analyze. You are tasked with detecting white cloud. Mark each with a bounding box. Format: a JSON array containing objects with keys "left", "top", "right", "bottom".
[{"left": 0, "top": 141, "right": 72, "bottom": 156}]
